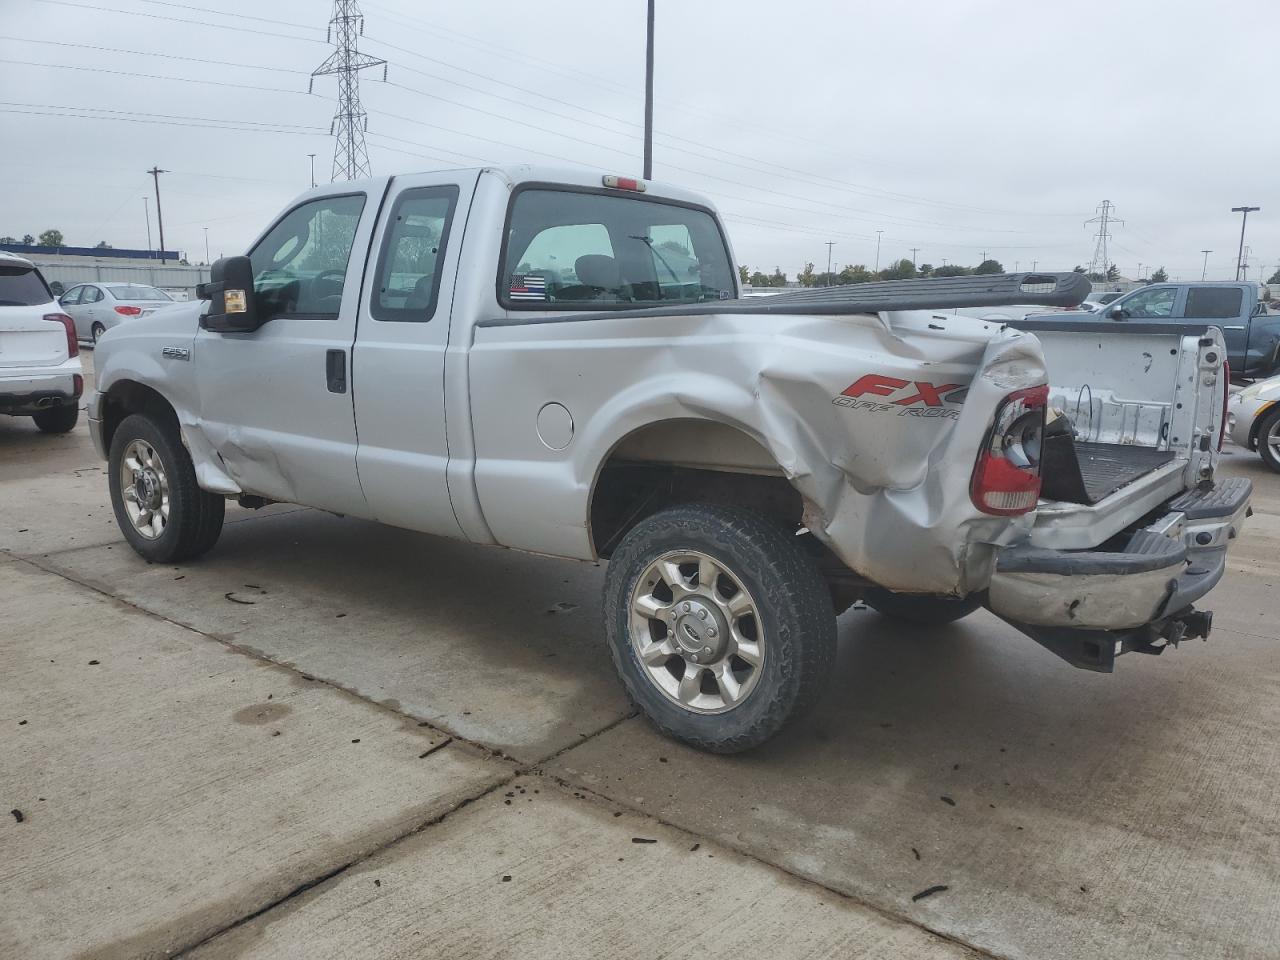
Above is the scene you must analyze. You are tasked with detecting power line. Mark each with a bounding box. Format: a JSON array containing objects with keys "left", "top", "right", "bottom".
[
  {"left": 27, "top": 0, "right": 326, "bottom": 44},
  {"left": 0, "top": 34, "right": 310, "bottom": 75},
  {"left": 0, "top": 104, "right": 326, "bottom": 136},
  {"left": 0, "top": 58, "right": 316, "bottom": 98}
]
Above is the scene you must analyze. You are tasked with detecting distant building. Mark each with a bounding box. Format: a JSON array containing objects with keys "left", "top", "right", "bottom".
[{"left": 0, "top": 243, "right": 211, "bottom": 298}]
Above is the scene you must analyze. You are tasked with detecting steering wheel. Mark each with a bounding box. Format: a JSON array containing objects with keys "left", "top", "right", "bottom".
[{"left": 311, "top": 269, "right": 346, "bottom": 300}]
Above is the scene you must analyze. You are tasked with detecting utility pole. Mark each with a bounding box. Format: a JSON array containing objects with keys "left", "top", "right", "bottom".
[
  {"left": 1085, "top": 200, "right": 1122, "bottom": 277},
  {"left": 1231, "top": 206, "right": 1259, "bottom": 281},
  {"left": 825, "top": 241, "right": 835, "bottom": 286},
  {"left": 147, "top": 167, "right": 167, "bottom": 263},
  {"left": 1137, "top": 262, "right": 1143, "bottom": 281},
  {"left": 308, "top": 153, "right": 317, "bottom": 188},
  {"left": 874, "top": 230, "right": 883, "bottom": 272},
  {"left": 142, "top": 196, "right": 152, "bottom": 257},
  {"left": 1200, "top": 250, "right": 1212, "bottom": 281},
  {"left": 1014, "top": 260, "right": 1020, "bottom": 272},
  {"left": 643, "top": 0, "right": 654, "bottom": 180},
  {"left": 311, "top": 0, "right": 387, "bottom": 181},
  {"left": 203, "top": 227, "right": 210, "bottom": 264},
  {"left": 1032, "top": 260, "right": 1038, "bottom": 271},
  {"left": 910, "top": 247, "right": 919, "bottom": 267}
]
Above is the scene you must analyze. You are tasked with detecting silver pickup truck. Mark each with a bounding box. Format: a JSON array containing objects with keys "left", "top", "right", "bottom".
[{"left": 88, "top": 165, "right": 1251, "bottom": 752}]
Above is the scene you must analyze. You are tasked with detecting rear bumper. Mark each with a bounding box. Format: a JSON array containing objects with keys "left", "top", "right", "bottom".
[
  {"left": 0, "top": 364, "right": 83, "bottom": 416},
  {"left": 987, "top": 476, "right": 1251, "bottom": 671}
]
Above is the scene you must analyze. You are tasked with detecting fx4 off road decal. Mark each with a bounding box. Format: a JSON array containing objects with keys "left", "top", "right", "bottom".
[{"left": 832, "top": 374, "right": 969, "bottom": 420}]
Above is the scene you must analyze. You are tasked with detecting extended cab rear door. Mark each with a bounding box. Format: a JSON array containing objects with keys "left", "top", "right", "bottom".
[
  {"left": 193, "top": 187, "right": 381, "bottom": 516},
  {"left": 351, "top": 170, "right": 477, "bottom": 537}
]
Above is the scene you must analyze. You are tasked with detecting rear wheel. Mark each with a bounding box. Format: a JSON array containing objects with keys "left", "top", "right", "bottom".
[
  {"left": 1258, "top": 405, "right": 1280, "bottom": 474},
  {"left": 603, "top": 503, "right": 836, "bottom": 753},
  {"left": 863, "top": 588, "right": 982, "bottom": 625},
  {"left": 108, "top": 413, "right": 225, "bottom": 563},
  {"left": 91, "top": 322, "right": 105, "bottom": 344},
  {"left": 32, "top": 404, "right": 79, "bottom": 434}
]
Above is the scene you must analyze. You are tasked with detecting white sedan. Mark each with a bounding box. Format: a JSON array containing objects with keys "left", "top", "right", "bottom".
[
  {"left": 58, "top": 282, "right": 176, "bottom": 344},
  {"left": 1227, "top": 375, "right": 1280, "bottom": 472}
]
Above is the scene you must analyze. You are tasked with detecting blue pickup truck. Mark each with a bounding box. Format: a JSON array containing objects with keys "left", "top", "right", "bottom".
[{"left": 1033, "top": 281, "right": 1279, "bottom": 378}]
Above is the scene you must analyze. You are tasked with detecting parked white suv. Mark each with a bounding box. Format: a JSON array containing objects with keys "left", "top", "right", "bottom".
[{"left": 0, "top": 252, "right": 83, "bottom": 433}]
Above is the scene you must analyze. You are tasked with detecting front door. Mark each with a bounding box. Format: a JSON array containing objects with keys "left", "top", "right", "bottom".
[
  {"left": 192, "top": 188, "right": 382, "bottom": 517},
  {"left": 351, "top": 171, "right": 476, "bottom": 536}
]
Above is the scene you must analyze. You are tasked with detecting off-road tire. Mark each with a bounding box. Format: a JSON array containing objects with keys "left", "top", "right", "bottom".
[
  {"left": 108, "top": 412, "right": 225, "bottom": 563},
  {"left": 1257, "top": 405, "right": 1280, "bottom": 474},
  {"left": 603, "top": 502, "right": 836, "bottom": 753},
  {"left": 863, "top": 588, "right": 982, "bottom": 625},
  {"left": 32, "top": 404, "right": 79, "bottom": 434}
]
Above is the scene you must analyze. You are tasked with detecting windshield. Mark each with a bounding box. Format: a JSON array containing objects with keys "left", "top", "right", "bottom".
[
  {"left": 107, "top": 284, "right": 171, "bottom": 301},
  {"left": 501, "top": 189, "right": 735, "bottom": 309},
  {"left": 0, "top": 265, "right": 53, "bottom": 307}
]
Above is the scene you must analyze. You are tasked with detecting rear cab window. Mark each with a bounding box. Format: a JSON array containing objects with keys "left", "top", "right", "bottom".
[
  {"left": 0, "top": 264, "right": 53, "bottom": 307},
  {"left": 1182, "top": 287, "right": 1243, "bottom": 319},
  {"left": 499, "top": 187, "right": 735, "bottom": 310},
  {"left": 370, "top": 186, "right": 459, "bottom": 322}
]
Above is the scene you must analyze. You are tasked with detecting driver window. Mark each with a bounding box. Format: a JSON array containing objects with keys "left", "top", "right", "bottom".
[
  {"left": 1120, "top": 287, "right": 1176, "bottom": 318},
  {"left": 61, "top": 285, "right": 83, "bottom": 305},
  {"left": 248, "top": 194, "right": 366, "bottom": 320}
]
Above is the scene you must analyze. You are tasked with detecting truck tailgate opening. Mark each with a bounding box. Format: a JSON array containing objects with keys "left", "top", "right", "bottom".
[{"left": 1043, "top": 439, "right": 1176, "bottom": 505}]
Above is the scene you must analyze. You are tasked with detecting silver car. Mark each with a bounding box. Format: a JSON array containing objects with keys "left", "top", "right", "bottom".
[
  {"left": 1227, "top": 374, "right": 1280, "bottom": 472},
  {"left": 59, "top": 282, "right": 175, "bottom": 344}
]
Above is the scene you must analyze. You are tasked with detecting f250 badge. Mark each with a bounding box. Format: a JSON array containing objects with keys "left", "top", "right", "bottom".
[{"left": 832, "top": 374, "right": 968, "bottom": 420}]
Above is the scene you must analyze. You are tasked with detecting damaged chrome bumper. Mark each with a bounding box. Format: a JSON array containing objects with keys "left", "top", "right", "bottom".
[{"left": 987, "top": 476, "right": 1252, "bottom": 671}]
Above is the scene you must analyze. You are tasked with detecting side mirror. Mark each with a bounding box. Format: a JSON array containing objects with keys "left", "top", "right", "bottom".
[
  {"left": 1108, "top": 306, "right": 1125, "bottom": 320},
  {"left": 198, "top": 256, "right": 261, "bottom": 332}
]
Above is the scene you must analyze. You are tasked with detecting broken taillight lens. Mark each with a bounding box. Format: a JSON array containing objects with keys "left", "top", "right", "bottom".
[{"left": 971, "top": 384, "right": 1048, "bottom": 516}]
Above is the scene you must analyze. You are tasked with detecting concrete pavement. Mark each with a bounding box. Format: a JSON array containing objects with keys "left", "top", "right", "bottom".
[{"left": 2, "top": 352, "right": 1278, "bottom": 959}]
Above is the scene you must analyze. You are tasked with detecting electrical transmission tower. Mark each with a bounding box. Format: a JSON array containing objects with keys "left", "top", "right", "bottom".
[
  {"left": 1084, "top": 200, "right": 1123, "bottom": 277},
  {"left": 311, "top": 0, "right": 386, "bottom": 182}
]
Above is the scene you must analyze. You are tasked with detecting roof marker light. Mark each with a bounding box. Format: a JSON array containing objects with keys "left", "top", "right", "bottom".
[{"left": 603, "top": 175, "right": 645, "bottom": 192}]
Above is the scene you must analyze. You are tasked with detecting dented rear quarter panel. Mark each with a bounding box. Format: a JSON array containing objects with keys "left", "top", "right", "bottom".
[{"left": 467, "top": 308, "right": 1044, "bottom": 595}]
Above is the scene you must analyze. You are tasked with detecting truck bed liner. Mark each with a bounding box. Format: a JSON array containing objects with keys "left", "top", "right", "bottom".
[{"left": 1073, "top": 442, "right": 1176, "bottom": 504}]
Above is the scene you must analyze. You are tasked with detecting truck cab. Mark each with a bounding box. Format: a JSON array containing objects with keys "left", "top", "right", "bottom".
[{"left": 1046, "top": 281, "right": 1280, "bottom": 378}]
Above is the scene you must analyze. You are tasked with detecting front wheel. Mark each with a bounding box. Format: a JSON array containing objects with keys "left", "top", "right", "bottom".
[
  {"left": 863, "top": 588, "right": 982, "bottom": 625},
  {"left": 108, "top": 413, "right": 225, "bottom": 563},
  {"left": 1258, "top": 405, "right": 1280, "bottom": 474},
  {"left": 603, "top": 503, "right": 836, "bottom": 754}
]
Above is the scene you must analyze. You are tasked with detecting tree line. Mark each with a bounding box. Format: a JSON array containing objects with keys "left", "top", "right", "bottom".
[
  {"left": 739, "top": 258, "right": 1009, "bottom": 288},
  {"left": 738, "top": 260, "right": 1194, "bottom": 287}
]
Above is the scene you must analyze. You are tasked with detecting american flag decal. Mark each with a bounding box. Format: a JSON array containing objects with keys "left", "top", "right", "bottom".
[{"left": 509, "top": 274, "right": 547, "bottom": 301}]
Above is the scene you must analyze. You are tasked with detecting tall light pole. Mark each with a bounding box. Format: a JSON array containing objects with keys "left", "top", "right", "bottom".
[
  {"left": 874, "top": 230, "right": 883, "bottom": 272},
  {"left": 1200, "top": 250, "right": 1212, "bottom": 281},
  {"left": 824, "top": 241, "right": 835, "bottom": 286},
  {"left": 142, "top": 196, "right": 152, "bottom": 257},
  {"left": 308, "top": 153, "right": 317, "bottom": 189},
  {"left": 643, "top": 0, "right": 655, "bottom": 179},
  {"left": 147, "top": 167, "right": 168, "bottom": 263},
  {"left": 910, "top": 247, "right": 920, "bottom": 267},
  {"left": 1232, "top": 206, "right": 1259, "bottom": 281},
  {"left": 203, "top": 227, "right": 210, "bottom": 264}
]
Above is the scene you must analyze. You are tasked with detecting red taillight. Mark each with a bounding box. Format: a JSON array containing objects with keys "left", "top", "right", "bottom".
[
  {"left": 971, "top": 385, "right": 1048, "bottom": 516},
  {"left": 114, "top": 305, "right": 142, "bottom": 316},
  {"left": 1218, "top": 360, "right": 1229, "bottom": 452},
  {"left": 73, "top": 374, "right": 83, "bottom": 398},
  {"left": 44, "top": 312, "right": 78, "bottom": 359},
  {"left": 602, "top": 174, "right": 646, "bottom": 192}
]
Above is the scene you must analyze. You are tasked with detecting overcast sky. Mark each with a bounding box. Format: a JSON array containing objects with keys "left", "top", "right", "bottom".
[{"left": 2, "top": 0, "right": 1277, "bottom": 282}]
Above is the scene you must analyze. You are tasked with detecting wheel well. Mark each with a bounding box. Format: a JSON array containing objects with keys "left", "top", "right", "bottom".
[
  {"left": 1250, "top": 401, "right": 1279, "bottom": 450},
  {"left": 100, "top": 380, "right": 179, "bottom": 454},
  {"left": 589, "top": 420, "right": 801, "bottom": 559}
]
